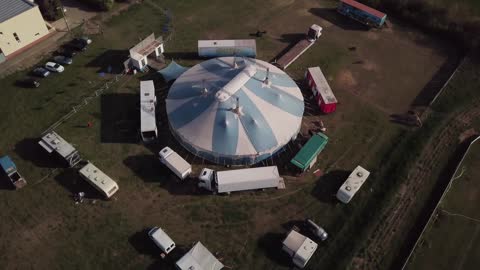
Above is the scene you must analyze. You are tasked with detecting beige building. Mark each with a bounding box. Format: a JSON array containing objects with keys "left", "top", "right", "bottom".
[{"left": 0, "top": 0, "right": 49, "bottom": 62}]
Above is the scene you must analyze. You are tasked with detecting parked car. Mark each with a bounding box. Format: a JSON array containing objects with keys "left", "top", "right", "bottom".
[
  {"left": 18, "top": 77, "right": 40, "bottom": 88},
  {"left": 53, "top": 55, "right": 73, "bottom": 65},
  {"left": 58, "top": 48, "right": 77, "bottom": 58},
  {"left": 45, "top": 62, "right": 65, "bottom": 73},
  {"left": 32, "top": 67, "right": 50, "bottom": 77},
  {"left": 68, "top": 38, "right": 88, "bottom": 51},
  {"left": 305, "top": 218, "right": 328, "bottom": 241},
  {"left": 79, "top": 36, "right": 92, "bottom": 45}
]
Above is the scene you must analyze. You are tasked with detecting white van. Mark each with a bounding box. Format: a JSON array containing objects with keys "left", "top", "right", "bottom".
[
  {"left": 78, "top": 162, "right": 119, "bottom": 198},
  {"left": 159, "top": 147, "right": 191, "bottom": 180},
  {"left": 148, "top": 227, "right": 176, "bottom": 255}
]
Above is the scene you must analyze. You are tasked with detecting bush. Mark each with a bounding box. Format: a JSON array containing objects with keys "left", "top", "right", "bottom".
[{"left": 35, "top": 0, "right": 63, "bottom": 21}]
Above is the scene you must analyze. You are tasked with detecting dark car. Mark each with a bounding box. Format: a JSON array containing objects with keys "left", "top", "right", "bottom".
[
  {"left": 32, "top": 67, "right": 50, "bottom": 78},
  {"left": 18, "top": 78, "right": 40, "bottom": 88},
  {"left": 68, "top": 38, "right": 88, "bottom": 51},
  {"left": 58, "top": 48, "right": 77, "bottom": 58}
]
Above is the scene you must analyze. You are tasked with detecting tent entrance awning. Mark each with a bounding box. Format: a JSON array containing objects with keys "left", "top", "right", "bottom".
[{"left": 158, "top": 60, "right": 188, "bottom": 82}]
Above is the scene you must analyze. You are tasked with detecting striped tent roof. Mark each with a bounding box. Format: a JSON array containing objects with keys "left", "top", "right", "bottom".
[{"left": 166, "top": 57, "right": 304, "bottom": 163}]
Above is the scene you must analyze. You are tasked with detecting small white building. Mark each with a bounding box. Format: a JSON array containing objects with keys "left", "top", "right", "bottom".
[
  {"left": 336, "top": 165, "right": 370, "bottom": 203},
  {"left": 127, "top": 33, "right": 164, "bottom": 71},
  {"left": 140, "top": 80, "right": 157, "bottom": 142},
  {"left": 38, "top": 131, "right": 81, "bottom": 167},
  {"left": 176, "top": 242, "right": 224, "bottom": 270},
  {"left": 78, "top": 162, "right": 119, "bottom": 199},
  {"left": 282, "top": 230, "right": 318, "bottom": 269}
]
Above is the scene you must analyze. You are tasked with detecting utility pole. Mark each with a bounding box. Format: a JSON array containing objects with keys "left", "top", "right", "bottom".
[{"left": 57, "top": 2, "right": 71, "bottom": 35}]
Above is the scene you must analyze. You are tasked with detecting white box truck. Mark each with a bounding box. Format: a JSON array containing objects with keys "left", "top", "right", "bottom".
[
  {"left": 159, "top": 147, "right": 192, "bottom": 180},
  {"left": 282, "top": 229, "right": 318, "bottom": 269},
  {"left": 198, "top": 166, "right": 284, "bottom": 194}
]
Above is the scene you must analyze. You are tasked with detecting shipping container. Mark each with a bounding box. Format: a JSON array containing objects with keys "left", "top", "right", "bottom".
[
  {"left": 198, "top": 39, "right": 256, "bottom": 58},
  {"left": 337, "top": 0, "right": 387, "bottom": 28},
  {"left": 305, "top": 67, "right": 337, "bottom": 114}
]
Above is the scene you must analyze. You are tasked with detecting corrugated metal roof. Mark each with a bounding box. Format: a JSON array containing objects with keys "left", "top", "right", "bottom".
[
  {"left": 0, "top": 0, "right": 35, "bottom": 23},
  {"left": 291, "top": 133, "right": 328, "bottom": 170},
  {"left": 341, "top": 0, "right": 386, "bottom": 19}
]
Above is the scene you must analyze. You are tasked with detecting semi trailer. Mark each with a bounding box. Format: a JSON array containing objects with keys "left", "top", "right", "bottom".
[{"left": 198, "top": 166, "right": 284, "bottom": 194}]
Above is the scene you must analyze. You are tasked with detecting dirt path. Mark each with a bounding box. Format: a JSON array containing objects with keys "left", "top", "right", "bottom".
[{"left": 350, "top": 98, "right": 480, "bottom": 270}]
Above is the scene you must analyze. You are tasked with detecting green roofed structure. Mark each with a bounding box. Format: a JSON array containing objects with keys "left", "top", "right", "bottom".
[{"left": 291, "top": 133, "right": 328, "bottom": 171}]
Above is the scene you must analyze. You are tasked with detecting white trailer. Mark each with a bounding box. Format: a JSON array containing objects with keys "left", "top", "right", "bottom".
[
  {"left": 282, "top": 229, "right": 318, "bottom": 269},
  {"left": 78, "top": 162, "right": 119, "bottom": 199},
  {"left": 140, "top": 80, "right": 157, "bottom": 142},
  {"left": 336, "top": 165, "right": 370, "bottom": 203},
  {"left": 159, "top": 147, "right": 192, "bottom": 180},
  {"left": 198, "top": 166, "right": 285, "bottom": 194},
  {"left": 38, "top": 131, "right": 81, "bottom": 167}
]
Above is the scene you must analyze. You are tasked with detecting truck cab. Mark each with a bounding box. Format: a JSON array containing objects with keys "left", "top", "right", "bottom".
[
  {"left": 0, "top": 155, "right": 27, "bottom": 189},
  {"left": 198, "top": 168, "right": 215, "bottom": 192},
  {"left": 307, "top": 24, "right": 322, "bottom": 42}
]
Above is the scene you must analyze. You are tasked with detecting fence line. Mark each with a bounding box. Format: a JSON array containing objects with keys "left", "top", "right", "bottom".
[
  {"left": 42, "top": 72, "right": 127, "bottom": 134},
  {"left": 401, "top": 135, "right": 480, "bottom": 270},
  {"left": 430, "top": 56, "right": 467, "bottom": 106}
]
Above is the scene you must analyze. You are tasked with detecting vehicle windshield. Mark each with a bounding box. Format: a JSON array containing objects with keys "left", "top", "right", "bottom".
[{"left": 54, "top": 64, "right": 60, "bottom": 68}]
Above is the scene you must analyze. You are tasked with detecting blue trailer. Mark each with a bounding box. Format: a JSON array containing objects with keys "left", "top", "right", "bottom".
[
  {"left": 337, "top": 0, "right": 387, "bottom": 28},
  {"left": 0, "top": 155, "right": 27, "bottom": 189}
]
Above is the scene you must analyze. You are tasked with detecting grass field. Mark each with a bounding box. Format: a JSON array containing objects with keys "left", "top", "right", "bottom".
[
  {"left": 0, "top": 0, "right": 463, "bottom": 269},
  {"left": 405, "top": 138, "right": 480, "bottom": 270}
]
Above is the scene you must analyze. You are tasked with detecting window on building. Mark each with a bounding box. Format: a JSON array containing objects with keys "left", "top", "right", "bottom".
[
  {"left": 13, "top": 32, "right": 20, "bottom": 42},
  {"left": 35, "top": 33, "right": 40, "bottom": 36}
]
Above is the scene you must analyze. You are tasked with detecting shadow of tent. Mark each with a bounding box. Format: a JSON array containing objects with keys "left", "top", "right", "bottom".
[
  {"left": 309, "top": 8, "right": 370, "bottom": 31},
  {"left": 100, "top": 93, "right": 140, "bottom": 144},
  {"left": 85, "top": 49, "right": 130, "bottom": 74},
  {"left": 311, "top": 170, "right": 351, "bottom": 203}
]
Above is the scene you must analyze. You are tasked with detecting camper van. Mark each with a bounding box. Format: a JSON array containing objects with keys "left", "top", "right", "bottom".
[
  {"left": 336, "top": 166, "right": 370, "bottom": 203},
  {"left": 140, "top": 80, "right": 158, "bottom": 142},
  {"left": 148, "top": 227, "right": 176, "bottom": 255},
  {"left": 78, "top": 162, "right": 119, "bottom": 198}
]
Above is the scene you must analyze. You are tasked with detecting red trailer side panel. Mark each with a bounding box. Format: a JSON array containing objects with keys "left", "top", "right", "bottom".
[{"left": 341, "top": 0, "right": 386, "bottom": 19}]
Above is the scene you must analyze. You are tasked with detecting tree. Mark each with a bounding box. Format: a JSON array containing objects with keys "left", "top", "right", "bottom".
[{"left": 35, "top": 0, "right": 63, "bottom": 21}]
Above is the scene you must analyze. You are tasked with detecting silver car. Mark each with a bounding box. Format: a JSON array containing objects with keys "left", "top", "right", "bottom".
[
  {"left": 45, "top": 62, "right": 65, "bottom": 73},
  {"left": 306, "top": 218, "right": 328, "bottom": 241},
  {"left": 53, "top": 55, "right": 73, "bottom": 65}
]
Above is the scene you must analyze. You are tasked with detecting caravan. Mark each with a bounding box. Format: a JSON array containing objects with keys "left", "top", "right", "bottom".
[{"left": 140, "top": 80, "right": 158, "bottom": 142}]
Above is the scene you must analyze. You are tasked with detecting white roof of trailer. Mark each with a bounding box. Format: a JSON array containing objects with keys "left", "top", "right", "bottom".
[
  {"left": 79, "top": 162, "right": 119, "bottom": 195},
  {"left": 140, "top": 80, "right": 156, "bottom": 103},
  {"left": 339, "top": 166, "right": 370, "bottom": 197},
  {"left": 159, "top": 147, "right": 191, "bottom": 172},
  {"left": 150, "top": 228, "right": 175, "bottom": 251},
  {"left": 308, "top": 67, "right": 337, "bottom": 104},
  {"left": 140, "top": 102, "right": 156, "bottom": 132},
  {"left": 198, "top": 39, "right": 256, "bottom": 48},
  {"left": 176, "top": 242, "right": 224, "bottom": 270},
  {"left": 283, "top": 230, "right": 317, "bottom": 261},
  {"left": 39, "top": 131, "right": 77, "bottom": 158},
  {"left": 216, "top": 166, "right": 280, "bottom": 183}
]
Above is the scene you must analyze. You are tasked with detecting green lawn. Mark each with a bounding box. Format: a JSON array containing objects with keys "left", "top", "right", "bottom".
[
  {"left": 0, "top": 0, "right": 467, "bottom": 269},
  {"left": 405, "top": 139, "right": 480, "bottom": 270}
]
